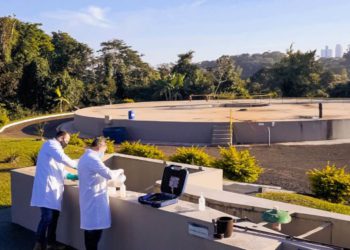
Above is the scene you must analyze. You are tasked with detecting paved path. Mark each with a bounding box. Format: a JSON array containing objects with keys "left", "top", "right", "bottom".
[{"left": 0, "top": 115, "right": 73, "bottom": 139}]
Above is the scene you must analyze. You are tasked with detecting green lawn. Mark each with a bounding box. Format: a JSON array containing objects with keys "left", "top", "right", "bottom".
[
  {"left": 0, "top": 138, "right": 85, "bottom": 207},
  {"left": 257, "top": 192, "right": 350, "bottom": 216}
]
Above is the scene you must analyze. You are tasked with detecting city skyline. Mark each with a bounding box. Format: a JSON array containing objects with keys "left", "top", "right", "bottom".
[{"left": 1, "top": 0, "right": 350, "bottom": 65}]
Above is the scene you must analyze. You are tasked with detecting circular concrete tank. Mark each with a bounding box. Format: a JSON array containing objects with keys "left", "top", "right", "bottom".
[{"left": 70, "top": 99, "right": 350, "bottom": 145}]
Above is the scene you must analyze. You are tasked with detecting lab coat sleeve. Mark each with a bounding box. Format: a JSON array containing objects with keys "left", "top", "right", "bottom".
[
  {"left": 92, "top": 158, "right": 114, "bottom": 180},
  {"left": 49, "top": 143, "right": 77, "bottom": 169}
]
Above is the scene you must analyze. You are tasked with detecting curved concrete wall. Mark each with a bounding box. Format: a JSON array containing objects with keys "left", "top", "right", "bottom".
[
  {"left": 74, "top": 114, "right": 350, "bottom": 144},
  {"left": 234, "top": 119, "right": 350, "bottom": 144}
]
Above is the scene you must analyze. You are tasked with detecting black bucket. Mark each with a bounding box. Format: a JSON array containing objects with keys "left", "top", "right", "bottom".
[{"left": 213, "top": 216, "right": 233, "bottom": 238}]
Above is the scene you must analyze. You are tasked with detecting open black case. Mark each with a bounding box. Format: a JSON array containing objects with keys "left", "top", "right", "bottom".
[{"left": 138, "top": 165, "right": 189, "bottom": 208}]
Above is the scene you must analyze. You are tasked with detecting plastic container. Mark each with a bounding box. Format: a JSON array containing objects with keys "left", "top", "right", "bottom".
[
  {"left": 120, "top": 184, "right": 126, "bottom": 198},
  {"left": 198, "top": 192, "right": 206, "bottom": 211},
  {"left": 138, "top": 165, "right": 189, "bottom": 208},
  {"left": 128, "top": 110, "right": 135, "bottom": 120},
  {"left": 102, "top": 127, "right": 128, "bottom": 144}
]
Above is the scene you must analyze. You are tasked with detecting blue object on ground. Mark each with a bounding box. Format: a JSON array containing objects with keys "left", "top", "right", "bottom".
[
  {"left": 128, "top": 110, "right": 135, "bottom": 120},
  {"left": 102, "top": 127, "right": 128, "bottom": 144}
]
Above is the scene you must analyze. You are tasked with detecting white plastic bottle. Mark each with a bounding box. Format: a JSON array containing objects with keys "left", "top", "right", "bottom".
[
  {"left": 120, "top": 183, "right": 126, "bottom": 198},
  {"left": 198, "top": 192, "right": 206, "bottom": 211}
]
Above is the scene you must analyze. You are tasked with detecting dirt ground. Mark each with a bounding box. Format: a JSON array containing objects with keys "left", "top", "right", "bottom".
[
  {"left": 2, "top": 116, "right": 350, "bottom": 194},
  {"left": 137, "top": 144, "right": 350, "bottom": 194}
]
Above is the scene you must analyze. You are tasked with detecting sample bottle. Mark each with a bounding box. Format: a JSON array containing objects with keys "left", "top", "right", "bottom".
[
  {"left": 198, "top": 192, "right": 206, "bottom": 211},
  {"left": 120, "top": 183, "right": 126, "bottom": 198}
]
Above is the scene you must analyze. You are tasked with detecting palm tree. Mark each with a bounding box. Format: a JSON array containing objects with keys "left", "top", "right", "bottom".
[
  {"left": 170, "top": 73, "right": 185, "bottom": 100},
  {"left": 54, "top": 87, "right": 70, "bottom": 113},
  {"left": 156, "top": 73, "right": 185, "bottom": 101}
]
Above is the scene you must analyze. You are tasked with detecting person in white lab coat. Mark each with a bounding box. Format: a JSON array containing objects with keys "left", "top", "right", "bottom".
[
  {"left": 31, "top": 131, "right": 78, "bottom": 250},
  {"left": 78, "top": 137, "right": 125, "bottom": 250}
]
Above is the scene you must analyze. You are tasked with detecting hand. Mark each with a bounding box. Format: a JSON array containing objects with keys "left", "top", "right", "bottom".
[{"left": 66, "top": 173, "right": 79, "bottom": 181}]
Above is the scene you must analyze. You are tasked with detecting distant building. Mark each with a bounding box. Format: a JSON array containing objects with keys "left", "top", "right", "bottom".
[
  {"left": 335, "top": 44, "right": 343, "bottom": 58},
  {"left": 321, "top": 45, "right": 333, "bottom": 58}
]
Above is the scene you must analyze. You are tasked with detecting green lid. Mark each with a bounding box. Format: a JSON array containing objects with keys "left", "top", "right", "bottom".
[{"left": 262, "top": 208, "right": 291, "bottom": 224}]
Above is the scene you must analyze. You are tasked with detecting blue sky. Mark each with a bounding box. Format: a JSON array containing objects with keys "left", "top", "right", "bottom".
[{"left": 1, "top": 0, "right": 349, "bottom": 66}]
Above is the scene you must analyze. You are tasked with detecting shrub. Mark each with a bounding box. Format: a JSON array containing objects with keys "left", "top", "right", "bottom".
[
  {"left": 120, "top": 98, "right": 135, "bottom": 103},
  {"left": 69, "top": 133, "right": 86, "bottom": 147},
  {"left": 3, "top": 150, "right": 20, "bottom": 165},
  {"left": 6, "top": 103, "right": 36, "bottom": 120},
  {"left": 105, "top": 138, "right": 115, "bottom": 154},
  {"left": 83, "top": 138, "right": 93, "bottom": 146},
  {"left": 0, "top": 106, "right": 10, "bottom": 127},
  {"left": 118, "top": 141, "right": 165, "bottom": 160},
  {"left": 307, "top": 163, "right": 350, "bottom": 204},
  {"left": 213, "top": 146, "right": 263, "bottom": 183},
  {"left": 35, "top": 122, "right": 46, "bottom": 140},
  {"left": 28, "top": 149, "right": 40, "bottom": 165},
  {"left": 169, "top": 147, "right": 212, "bottom": 167}
]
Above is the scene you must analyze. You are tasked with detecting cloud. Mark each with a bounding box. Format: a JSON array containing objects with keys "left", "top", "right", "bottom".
[{"left": 43, "top": 5, "right": 111, "bottom": 28}]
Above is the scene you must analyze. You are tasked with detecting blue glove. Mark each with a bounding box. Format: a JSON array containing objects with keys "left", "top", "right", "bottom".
[{"left": 66, "top": 173, "right": 79, "bottom": 181}]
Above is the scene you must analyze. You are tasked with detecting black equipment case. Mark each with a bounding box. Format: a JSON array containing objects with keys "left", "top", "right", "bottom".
[{"left": 138, "top": 165, "right": 189, "bottom": 208}]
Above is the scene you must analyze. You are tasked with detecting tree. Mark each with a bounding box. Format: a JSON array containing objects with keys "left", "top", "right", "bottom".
[
  {"left": 54, "top": 87, "right": 70, "bottom": 113},
  {"left": 329, "top": 81, "right": 350, "bottom": 97},
  {"left": 17, "top": 58, "right": 50, "bottom": 109},
  {"left": 53, "top": 71, "right": 83, "bottom": 111},
  {"left": 0, "top": 18, "right": 54, "bottom": 110},
  {"left": 343, "top": 50, "right": 350, "bottom": 76},
  {"left": 159, "top": 73, "right": 185, "bottom": 100},
  {"left": 210, "top": 55, "right": 245, "bottom": 95},
  {"left": 0, "top": 16, "right": 18, "bottom": 64},
  {"left": 98, "top": 39, "right": 157, "bottom": 101},
  {"left": 51, "top": 31, "right": 93, "bottom": 80},
  {"left": 172, "top": 51, "right": 213, "bottom": 98},
  {"left": 320, "top": 70, "right": 335, "bottom": 89},
  {"left": 12, "top": 21, "right": 54, "bottom": 66},
  {"left": 270, "top": 47, "right": 322, "bottom": 97},
  {"left": 199, "top": 51, "right": 285, "bottom": 79}
]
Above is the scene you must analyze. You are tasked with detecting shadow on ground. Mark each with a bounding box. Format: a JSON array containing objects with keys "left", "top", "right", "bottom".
[
  {"left": 0, "top": 208, "right": 35, "bottom": 250},
  {"left": 0, "top": 208, "right": 76, "bottom": 250}
]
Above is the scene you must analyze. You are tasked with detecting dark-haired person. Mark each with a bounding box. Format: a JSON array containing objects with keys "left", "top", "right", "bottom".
[
  {"left": 31, "top": 131, "right": 79, "bottom": 250},
  {"left": 78, "top": 137, "right": 125, "bottom": 250}
]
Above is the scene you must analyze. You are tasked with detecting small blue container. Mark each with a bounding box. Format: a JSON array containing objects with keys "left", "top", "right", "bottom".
[{"left": 128, "top": 110, "right": 135, "bottom": 120}]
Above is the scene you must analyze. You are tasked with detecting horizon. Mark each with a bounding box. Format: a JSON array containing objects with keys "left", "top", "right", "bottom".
[{"left": 1, "top": 0, "right": 350, "bottom": 66}]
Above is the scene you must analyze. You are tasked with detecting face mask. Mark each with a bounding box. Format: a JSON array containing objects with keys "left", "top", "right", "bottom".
[
  {"left": 60, "top": 141, "right": 68, "bottom": 149},
  {"left": 98, "top": 151, "right": 105, "bottom": 159}
]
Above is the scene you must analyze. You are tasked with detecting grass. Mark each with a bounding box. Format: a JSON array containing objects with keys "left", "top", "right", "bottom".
[
  {"left": 257, "top": 192, "right": 350, "bottom": 216},
  {"left": 0, "top": 138, "right": 85, "bottom": 207}
]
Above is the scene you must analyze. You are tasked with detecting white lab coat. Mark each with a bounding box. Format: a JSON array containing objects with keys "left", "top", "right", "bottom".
[
  {"left": 78, "top": 149, "right": 123, "bottom": 230},
  {"left": 30, "top": 139, "right": 77, "bottom": 211}
]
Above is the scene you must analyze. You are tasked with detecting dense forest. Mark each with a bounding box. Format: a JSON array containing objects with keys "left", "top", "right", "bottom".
[{"left": 0, "top": 16, "right": 350, "bottom": 124}]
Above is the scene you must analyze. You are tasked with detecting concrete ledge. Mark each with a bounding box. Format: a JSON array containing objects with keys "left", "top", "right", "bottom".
[
  {"left": 11, "top": 167, "right": 285, "bottom": 250},
  {"left": 181, "top": 184, "right": 350, "bottom": 248}
]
